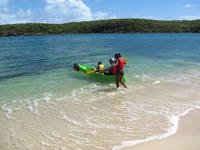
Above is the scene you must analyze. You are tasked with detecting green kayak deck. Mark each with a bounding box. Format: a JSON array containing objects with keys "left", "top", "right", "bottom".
[{"left": 77, "top": 64, "right": 127, "bottom": 82}]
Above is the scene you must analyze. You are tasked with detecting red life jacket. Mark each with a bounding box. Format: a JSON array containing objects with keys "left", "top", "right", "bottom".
[
  {"left": 117, "top": 57, "right": 125, "bottom": 70},
  {"left": 111, "top": 65, "right": 117, "bottom": 75}
]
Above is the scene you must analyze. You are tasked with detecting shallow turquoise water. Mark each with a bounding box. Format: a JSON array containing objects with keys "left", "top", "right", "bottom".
[{"left": 1, "top": 33, "right": 200, "bottom": 104}]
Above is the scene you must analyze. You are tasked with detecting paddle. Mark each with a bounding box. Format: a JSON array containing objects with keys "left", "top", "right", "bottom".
[{"left": 86, "top": 69, "right": 97, "bottom": 75}]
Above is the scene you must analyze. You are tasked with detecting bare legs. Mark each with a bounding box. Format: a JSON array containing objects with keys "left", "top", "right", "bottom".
[{"left": 116, "top": 73, "right": 127, "bottom": 88}]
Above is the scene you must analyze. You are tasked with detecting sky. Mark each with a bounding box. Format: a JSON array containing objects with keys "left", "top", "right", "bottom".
[{"left": 0, "top": 0, "right": 200, "bottom": 25}]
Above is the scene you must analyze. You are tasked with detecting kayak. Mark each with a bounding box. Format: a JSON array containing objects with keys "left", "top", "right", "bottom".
[{"left": 77, "top": 64, "right": 127, "bottom": 82}]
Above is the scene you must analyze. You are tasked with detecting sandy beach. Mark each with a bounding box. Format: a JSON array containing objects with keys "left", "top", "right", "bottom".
[{"left": 120, "top": 108, "right": 200, "bottom": 150}]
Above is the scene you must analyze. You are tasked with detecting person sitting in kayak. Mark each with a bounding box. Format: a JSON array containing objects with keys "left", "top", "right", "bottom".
[
  {"left": 115, "top": 53, "right": 127, "bottom": 88},
  {"left": 104, "top": 58, "right": 117, "bottom": 75},
  {"left": 96, "top": 61, "right": 104, "bottom": 74}
]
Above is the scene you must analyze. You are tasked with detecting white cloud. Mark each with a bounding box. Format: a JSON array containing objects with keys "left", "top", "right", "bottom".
[
  {"left": 184, "top": 4, "right": 195, "bottom": 8},
  {"left": 0, "top": 13, "right": 16, "bottom": 24},
  {"left": 0, "top": 0, "right": 116, "bottom": 24},
  {"left": 0, "top": 9, "right": 33, "bottom": 24},
  {"left": 45, "top": 0, "right": 93, "bottom": 22},
  {"left": 94, "top": 12, "right": 108, "bottom": 20},
  {"left": 132, "top": 15, "right": 156, "bottom": 20},
  {"left": 94, "top": 11, "right": 117, "bottom": 20},
  {"left": 44, "top": 0, "right": 116, "bottom": 23},
  {"left": 16, "top": 9, "right": 32, "bottom": 18},
  {"left": 179, "top": 15, "right": 200, "bottom": 20},
  {"left": 141, "top": 16, "right": 156, "bottom": 19}
]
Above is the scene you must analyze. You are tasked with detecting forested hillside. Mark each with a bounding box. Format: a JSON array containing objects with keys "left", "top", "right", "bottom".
[{"left": 1, "top": 19, "right": 200, "bottom": 36}]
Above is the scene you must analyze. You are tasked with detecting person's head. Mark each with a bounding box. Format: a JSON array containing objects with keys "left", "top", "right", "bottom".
[
  {"left": 98, "top": 61, "right": 102, "bottom": 65},
  {"left": 115, "top": 53, "right": 121, "bottom": 59},
  {"left": 109, "top": 58, "right": 115, "bottom": 65}
]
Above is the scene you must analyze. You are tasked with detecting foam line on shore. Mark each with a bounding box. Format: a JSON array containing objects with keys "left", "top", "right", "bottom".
[{"left": 112, "top": 105, "right": 200, "bottom": 150}]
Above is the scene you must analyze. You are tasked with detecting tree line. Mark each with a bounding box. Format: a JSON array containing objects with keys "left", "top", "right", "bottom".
[{"left": 0, "top": 18, "right": 200, "bottom": 36}]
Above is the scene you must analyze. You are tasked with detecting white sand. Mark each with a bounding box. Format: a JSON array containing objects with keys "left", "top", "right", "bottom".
[{"left": 121, "top": 108, "right": 200, "bottom": 150}]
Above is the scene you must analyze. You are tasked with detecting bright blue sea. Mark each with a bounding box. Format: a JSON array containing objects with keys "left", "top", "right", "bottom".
[
  {"left": 0, "top": 34, "right": 200, "bottom": 150},
  {"left": 1, "top": 34, "right": 200, "bottom": 103}
]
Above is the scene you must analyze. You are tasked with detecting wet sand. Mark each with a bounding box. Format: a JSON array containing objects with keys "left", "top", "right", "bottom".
[{"left": 121, "top": 108, "right": 200, "bottom": 150}]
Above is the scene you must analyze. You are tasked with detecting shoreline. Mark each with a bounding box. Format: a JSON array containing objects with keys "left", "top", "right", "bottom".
[
  {"left": 113, "top": 106, "right": 200, "bottom": 150},
  {"left": 0, "top": 32, "right": 200, "bottom": 37}
]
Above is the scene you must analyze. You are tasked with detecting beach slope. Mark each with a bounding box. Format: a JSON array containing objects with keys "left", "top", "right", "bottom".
[{"left": 121, "top": 109, "right": 200, "bottom": 150}]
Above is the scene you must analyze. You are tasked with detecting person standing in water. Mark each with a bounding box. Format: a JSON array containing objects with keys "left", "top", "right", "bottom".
[{"left": 115, "top": 53, "right": 127, "bottom": 88}]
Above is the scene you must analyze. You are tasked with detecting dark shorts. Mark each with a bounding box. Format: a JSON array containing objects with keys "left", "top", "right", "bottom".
[{"left": 116, "top": 69, "right": 124, "bottom": 75}]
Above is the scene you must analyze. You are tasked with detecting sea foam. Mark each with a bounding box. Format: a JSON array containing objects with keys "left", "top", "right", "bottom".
[{"left": 112, "top": 106, "right": 198, "bottom": 150}]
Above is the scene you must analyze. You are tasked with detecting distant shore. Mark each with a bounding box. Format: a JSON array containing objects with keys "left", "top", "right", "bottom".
[
  {"left": 1, "top": 18, "right": 200, "bottom": 36},
  {"left": 119, "top": 108, "right": 200, "bottom": 150}
]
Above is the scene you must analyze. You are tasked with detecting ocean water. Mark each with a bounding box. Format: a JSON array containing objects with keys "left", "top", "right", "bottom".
[{"left": 0, "top": 33, "right": 200, "bottom": 150}]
